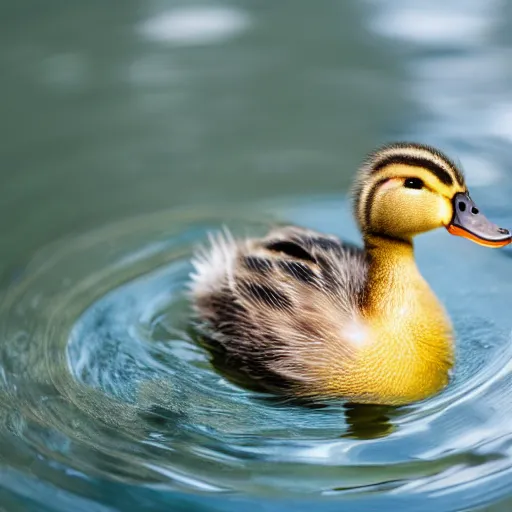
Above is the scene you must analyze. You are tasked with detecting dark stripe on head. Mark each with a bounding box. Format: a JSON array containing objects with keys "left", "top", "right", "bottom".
[
  {"left": 364, "top": 177, "right": 389, "bottom": 228},
  {"left": 370, "top": 142, "right": 465, "bottom": 187},
  {"left": 373, "top": 155, "right": 454, "bottom": 186}
]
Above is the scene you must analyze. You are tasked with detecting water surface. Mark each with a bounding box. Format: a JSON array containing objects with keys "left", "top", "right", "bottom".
[{"left": 2, "top": 1, "right": 512, "bottom": 511}]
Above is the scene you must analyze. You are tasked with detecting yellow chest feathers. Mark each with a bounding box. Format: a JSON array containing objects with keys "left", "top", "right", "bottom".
[
  {"left": 361, "top": 296, "right": 453, "bottom": 404},
  {"left": 324, "top": 253, "right": 454, "bottom": 405}
]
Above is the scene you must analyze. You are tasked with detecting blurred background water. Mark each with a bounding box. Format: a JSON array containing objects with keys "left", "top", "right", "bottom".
[{"left": 2, "top": 1, "right": 512, "bottom": 511}]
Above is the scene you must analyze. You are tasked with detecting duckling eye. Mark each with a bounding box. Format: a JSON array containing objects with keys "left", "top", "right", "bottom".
[{"left": 404, "top": 177, "right": 424, "bottom": 190}]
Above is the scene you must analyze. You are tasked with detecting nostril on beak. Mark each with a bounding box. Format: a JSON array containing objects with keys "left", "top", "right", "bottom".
[
  {"left": 458, "top": 202, "right": 466, "bottom": 212},
  {"left": 471, "top": 206, "right": 479, "bottom": 215},
  {"left": 498, "top": 227, "right": 510, "bottom": 235}
]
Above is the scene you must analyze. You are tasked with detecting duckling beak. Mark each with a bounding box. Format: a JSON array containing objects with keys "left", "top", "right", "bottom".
[{"left": 446, "top": 192, "right": 512, "bottom": 247}]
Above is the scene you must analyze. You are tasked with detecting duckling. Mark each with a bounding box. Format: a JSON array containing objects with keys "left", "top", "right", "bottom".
[{"left": 189, "top": 143, "right": 511, "bottom": 405}]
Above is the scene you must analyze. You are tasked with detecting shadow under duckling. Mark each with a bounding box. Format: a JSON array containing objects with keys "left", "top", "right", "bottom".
[{"left": 189, "top": 142, "right": 511, "bottom": 406}]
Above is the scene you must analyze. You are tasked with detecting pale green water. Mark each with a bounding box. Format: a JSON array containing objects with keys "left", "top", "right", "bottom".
[{"left": 2, "top": 2, "right": 512, "bottom": 511}]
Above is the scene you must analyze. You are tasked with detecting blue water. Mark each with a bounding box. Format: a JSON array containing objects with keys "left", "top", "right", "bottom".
[
  {"left": 2, "top": 1, "right": 512, "bottom": 511},
  {"left": 2, "top": 194, "right": 512, "bottom": 511}
]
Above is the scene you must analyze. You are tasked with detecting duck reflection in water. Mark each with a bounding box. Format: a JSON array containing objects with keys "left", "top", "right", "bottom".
[{"left": 205, "top": 340, "right": 397, "bottom": 439}]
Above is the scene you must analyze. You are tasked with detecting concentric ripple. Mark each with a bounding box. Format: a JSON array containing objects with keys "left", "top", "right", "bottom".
[{"left": 1, "top": 197, "right": 512, "bottom": 511}]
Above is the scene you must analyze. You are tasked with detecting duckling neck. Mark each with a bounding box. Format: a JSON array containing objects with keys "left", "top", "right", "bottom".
[
  {"left": 363, "top": 233, "right": 448, "bottom": 320},
  {"left": 363, "top": 233, "right": 421, "bottom": 313},
  {"left": 359, "top": 233, "right": 454, "bottom": 403},
  {"left": 362, "top": 233, "right": 453, "bottom": 352}
]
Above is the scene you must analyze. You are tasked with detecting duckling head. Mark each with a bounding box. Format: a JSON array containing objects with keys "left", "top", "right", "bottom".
[{"left": 353, "top": 142, "right": 511, "bottom": 247}]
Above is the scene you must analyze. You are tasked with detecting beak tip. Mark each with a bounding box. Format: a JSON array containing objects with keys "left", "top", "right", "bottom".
[
  {"left": 449, "top": 192, "right": 512, "bottom": 248},
  {"left": 447, "top": 224, "right": 512, "bottom": 248}
]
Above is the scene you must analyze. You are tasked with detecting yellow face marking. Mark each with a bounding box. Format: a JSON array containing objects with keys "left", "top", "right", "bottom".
[{"left": 358, "top": 163, "right": 466, "bottom": 232}]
